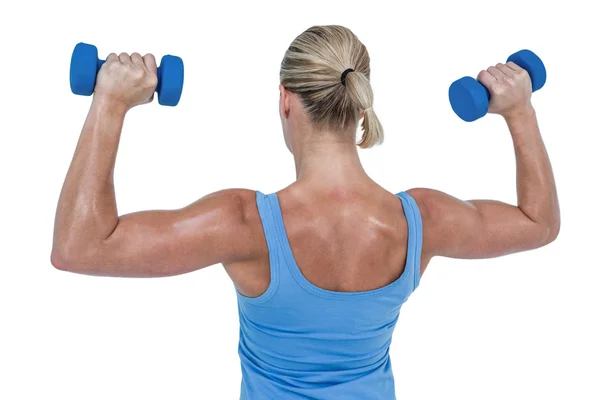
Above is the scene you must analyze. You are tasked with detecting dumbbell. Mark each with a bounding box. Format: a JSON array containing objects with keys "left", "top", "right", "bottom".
[
  {"left": 69, "top": 42, "right": 184, "bottom": 106},
  {"left": 449, "top": 50, "right": 546, "bottom": 122}
]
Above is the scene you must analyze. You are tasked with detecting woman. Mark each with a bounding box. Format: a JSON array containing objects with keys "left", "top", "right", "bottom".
[{"left": 51, "top": 25, "right": 560, "bottom": 399}]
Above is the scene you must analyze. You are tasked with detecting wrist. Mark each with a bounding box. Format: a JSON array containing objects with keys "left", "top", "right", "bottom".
[
  {"left": 90, "top": 95, "right": 129, "bottom": 119},
  {"left": 504, "top": 104, "right": 538, "bottom": 139},
  {"left": 503, "top": 103, "right": 536, "bottom": 125}
]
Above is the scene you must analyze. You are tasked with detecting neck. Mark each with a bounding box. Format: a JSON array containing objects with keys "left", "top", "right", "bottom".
[{"left": 291, "top": 129, "right": 368, "bottom": 188}]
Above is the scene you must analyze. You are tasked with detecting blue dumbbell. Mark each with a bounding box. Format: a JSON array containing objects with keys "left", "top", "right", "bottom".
[
  {"left": 69, "top": 42, "right": 184, "bottom": 106},
  {"left": 449, "top": 50, "right": 546, "bottom": 122}
]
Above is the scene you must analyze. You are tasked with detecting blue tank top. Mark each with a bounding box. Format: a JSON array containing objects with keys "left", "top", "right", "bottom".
[{"left": 235, "top": 190, "right": 423, "bottom": 399}]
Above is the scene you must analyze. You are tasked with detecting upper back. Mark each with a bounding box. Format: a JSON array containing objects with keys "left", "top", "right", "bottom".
[
  {"left": 225, "top": 183, "right": 424, "bottom": 298},
  {"left": 275, "top": 184, "right": 415, "bottom": 293}
]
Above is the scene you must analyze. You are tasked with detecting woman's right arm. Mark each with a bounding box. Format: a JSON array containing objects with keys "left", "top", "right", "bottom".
[{"left": 408, "top": 61, "right": 560, "bottom": 262}]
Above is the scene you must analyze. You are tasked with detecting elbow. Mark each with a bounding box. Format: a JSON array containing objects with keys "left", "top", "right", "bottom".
[
  {"left": 51, "top": 245, "right": 95, "bottom": 273},
  {"left": 51, "top": 247, "right": 76, "bottom": 272},
  {"left": 540, "top": 219, "right": 561, "bottom": 247},
  {"left": 547, "top": 220, "right": 561, "bottom": 243}
]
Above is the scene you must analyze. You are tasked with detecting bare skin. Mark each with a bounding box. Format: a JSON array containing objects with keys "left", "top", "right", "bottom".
[{"left": 52, "top": 55, "right": 560, "bottom": 298}]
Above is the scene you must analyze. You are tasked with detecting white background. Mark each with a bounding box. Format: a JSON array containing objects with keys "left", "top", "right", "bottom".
[{"left": 1, "top": 0, "right": 598, "bottom": 399}]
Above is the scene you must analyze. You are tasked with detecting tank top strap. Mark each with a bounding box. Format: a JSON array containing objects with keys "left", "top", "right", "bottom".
[
  {"left": 238, "top": 191, "right": 284, "bottom": 303},
  {"left": 255, "top": 191, "right": 283, "bottom": 258},
  {"left": 395, "top": 191, "right": 424, "bottom": 290}
]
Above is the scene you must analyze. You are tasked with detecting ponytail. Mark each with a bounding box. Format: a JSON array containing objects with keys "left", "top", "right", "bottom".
[{"left": 343, "top": 70, "right": 384, "bottom": 148}]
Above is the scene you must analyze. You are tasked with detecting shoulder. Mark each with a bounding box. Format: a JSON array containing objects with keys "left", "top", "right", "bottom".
[
  {"left": 405, "top": 187, "right": 458, "bottom": 258},
  {"left": 405, "top": 187, "right": 440, "bottom": 222},
  {"left": 405, "top": 187, "right": 462, "bottom": 223},
  {"left": 194, "top": 188, "right": 259, "bottom": 225},
  {"left": 188, "top": 188, "right": 265, "bottom": 263}
]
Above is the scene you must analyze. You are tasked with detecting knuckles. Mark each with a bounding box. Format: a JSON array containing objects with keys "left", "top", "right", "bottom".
[
  {"left": 98, "top": 51, "right": 157, "bottom": 107},
  {"left": 104, "top": 58, "right": 150, "bottom": 84},
  {"left": 146, "top": 75, "right": 158, "bottom": 89},
  {"left": 503, "top": 76, "right": 516, "bottom": 86},
  {"left": 490, "top": 83, "right": 506, "bottom": 95}
]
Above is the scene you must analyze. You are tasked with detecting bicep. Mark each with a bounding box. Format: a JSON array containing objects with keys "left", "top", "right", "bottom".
[
  {"left": 86, "top": 189, "right": 256, "bottom": 277},
  {"left": 407, "top": 188, "right": 551, "bottom": 260}
]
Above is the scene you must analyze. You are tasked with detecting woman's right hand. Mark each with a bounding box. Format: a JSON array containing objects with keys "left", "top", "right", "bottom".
[{"left": 477, "top": 62, "right": 534, "bottom": 119}]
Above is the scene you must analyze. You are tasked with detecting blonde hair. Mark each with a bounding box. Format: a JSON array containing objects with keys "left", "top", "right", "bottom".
[{"left": 280, "top": 25, "right": 384, "bottom": 149}]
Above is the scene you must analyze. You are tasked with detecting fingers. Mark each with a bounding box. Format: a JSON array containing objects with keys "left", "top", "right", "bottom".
[
  {"left": 107, "top": 52, "right": 157, "bottom": 74},
  {"left": 119, "top": 52, "right": 132, "bottom": 65},
  {"left": 506, "top": 61, "right": 523, "bottom": 72},
  {"left": 130, "top": 52, "right": 145, "bottom": 68},
  {"left": 476, "top": 70, "right": 496, "bottom": 88},
  {"left": 495, "top": 63, "right": 515, "bottom": 77},
  {"left": 143, "top": 53, "right": 158, "bottom": 74},
  {"left": 486, "top": 66, "right": 504, "bottom": 80},
  {"left": 113, "top": 52, "right": 157, "bottom": 74},
  {"left": 105, "top": 53, "right": 119, "bottom": 66},
  {"left": 484, "top": 63, "right": 520, "bottom": 83}
]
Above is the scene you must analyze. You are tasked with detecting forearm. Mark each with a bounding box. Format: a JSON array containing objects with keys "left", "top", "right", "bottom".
[
  {"left": 505, "top": 106, "right": 560, "bottom": 237},
  {"left": 52, "top": 98, "right": 127, "bottom": 261}
]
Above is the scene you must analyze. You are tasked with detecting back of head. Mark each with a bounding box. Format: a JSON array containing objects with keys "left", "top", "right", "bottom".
[{"left": 280, "top": 25, "right": 384, "bottom": 149}]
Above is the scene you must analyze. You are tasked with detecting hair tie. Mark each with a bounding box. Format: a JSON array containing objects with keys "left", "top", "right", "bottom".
[
  {"left": 364, "top": 107, "right": 373, "bottom": 113},
  {"left": 340, "top": 68, "right": 354, "bottom": 86}
]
